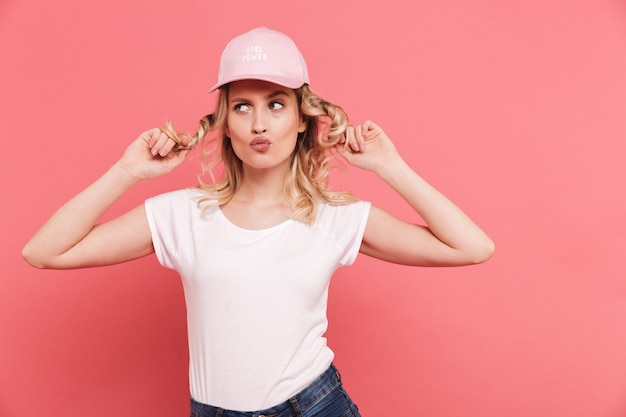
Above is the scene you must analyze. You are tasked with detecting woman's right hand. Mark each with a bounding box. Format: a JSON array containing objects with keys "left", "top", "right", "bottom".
[
  {"left": 116, "top": 128, "right": 189, "bottom": 181},
  {"left": 22, "top": 127, "right": 188, "bottom": 269}
]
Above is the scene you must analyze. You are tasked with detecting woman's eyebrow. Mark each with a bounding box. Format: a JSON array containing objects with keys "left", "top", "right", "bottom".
[{"left": 266, "top": 90, "right": 289, "bottom": 99}]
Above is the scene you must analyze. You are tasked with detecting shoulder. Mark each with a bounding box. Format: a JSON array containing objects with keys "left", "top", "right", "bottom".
[
  {"left": 145, "top": 188, "right": 217, "bottom": 220},
  {"left": 313, "top": 200, "right": 372, "bottom": 265},
  {"left": 317, "top": 199, "right": 371, "bottom": 220},
  {"left": 147, "top": 188, "right": 209, "bottom": 209},
  {"left": 314, "top": 200, "right": 371, "bottom": 234},
  {"left": 148, "top": 187, "right": 206, "bottom": 203}
]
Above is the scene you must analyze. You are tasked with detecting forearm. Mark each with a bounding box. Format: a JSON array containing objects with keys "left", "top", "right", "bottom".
[
  {"left": 22, "top": 162, "right": 140, "bottom": 267},
  {"left": 377, "top": 157, "right": 494, "bottom": 261}
]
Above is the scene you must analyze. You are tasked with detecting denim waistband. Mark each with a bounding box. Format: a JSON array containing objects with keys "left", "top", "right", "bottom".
[{"left": 190, "top": 363, "right": 342, "bottom": 417}]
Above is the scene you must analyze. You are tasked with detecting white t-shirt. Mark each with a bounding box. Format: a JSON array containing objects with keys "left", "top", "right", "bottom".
[{"left": 144, "top": 188, "right": 371, "bottom": 411}]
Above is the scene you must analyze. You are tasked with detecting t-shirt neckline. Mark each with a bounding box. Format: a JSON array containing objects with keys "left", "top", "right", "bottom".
[{"left": 216, "top": 205, "right": 293, "bottom": 232}]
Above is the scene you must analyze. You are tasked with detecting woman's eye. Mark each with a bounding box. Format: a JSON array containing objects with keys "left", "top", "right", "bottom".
[
  {"left": 234, "top": 103, "right": 251, "bottom": 112},
  {"left": 269, "top": 101, "right": 284, "bottom": 110}
]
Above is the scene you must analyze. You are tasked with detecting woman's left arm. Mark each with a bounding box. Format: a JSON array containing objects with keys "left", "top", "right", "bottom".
[{"left": 340, "top": 120, "right": 495, "bottom": 267}]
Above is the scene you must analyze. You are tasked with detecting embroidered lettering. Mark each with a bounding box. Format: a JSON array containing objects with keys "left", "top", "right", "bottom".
[{"left": 242, "top": 45, "right": 268, "bottom": 61}]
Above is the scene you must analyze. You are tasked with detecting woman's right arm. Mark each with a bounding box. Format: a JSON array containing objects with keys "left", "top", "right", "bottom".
[{"left": 22, "top": 128, "right": 188, "bottom": 269}]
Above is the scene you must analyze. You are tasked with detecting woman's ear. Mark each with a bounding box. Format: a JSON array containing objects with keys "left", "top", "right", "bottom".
[
  {"left": 224, "top": 123, "right": 230, "bottom": 137},
  {"left": 298, "top": 118, "right": 307, "bottom": 133}
]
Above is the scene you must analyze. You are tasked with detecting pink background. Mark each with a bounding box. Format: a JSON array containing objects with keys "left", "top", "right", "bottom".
[{"left": 2, "top": 0, "right": 626, "bottom": 416}]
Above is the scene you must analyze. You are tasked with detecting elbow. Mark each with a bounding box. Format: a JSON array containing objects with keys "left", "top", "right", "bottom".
[
  {"left": 469, "top": 238, "right": 495, "bottom": 265},
  {"left": 22, "top": 243, "right": 50, "bottom": 269}
]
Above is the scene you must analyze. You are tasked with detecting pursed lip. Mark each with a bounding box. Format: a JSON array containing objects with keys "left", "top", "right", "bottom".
[{"left": 250, "top": 136, "right": 271, "bottom": 152}]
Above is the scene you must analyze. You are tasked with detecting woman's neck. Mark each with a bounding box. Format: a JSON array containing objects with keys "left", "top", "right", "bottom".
[
  {"left": 219, "top": 164, "right": 293, "bottom": 230},
  {"left": 234, "top": 164, "right": 289, "bottom": 205}
]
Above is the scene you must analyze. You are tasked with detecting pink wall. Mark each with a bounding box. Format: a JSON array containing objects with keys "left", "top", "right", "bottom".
[{"left": 2, "top": 0, "right": 626, "bottom": 415}]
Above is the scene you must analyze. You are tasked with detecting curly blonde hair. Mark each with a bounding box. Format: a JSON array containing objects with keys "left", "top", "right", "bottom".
[{"left": 163, "top": 84, "right": 358, "bottom": 224}]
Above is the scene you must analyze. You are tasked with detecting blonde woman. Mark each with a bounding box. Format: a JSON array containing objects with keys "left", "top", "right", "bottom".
[{"left": 23, "top": 27, "right": 494, "bottom": 417}]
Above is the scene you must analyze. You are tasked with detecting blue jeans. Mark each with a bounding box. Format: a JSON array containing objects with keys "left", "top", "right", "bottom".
[{"left": 189, "top": 364, "right": 361, "bottom": 417}]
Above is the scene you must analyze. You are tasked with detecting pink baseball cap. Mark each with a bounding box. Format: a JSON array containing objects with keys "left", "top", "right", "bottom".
[{"left": 209, "top": 27, "right": 310, "bottom": 92}]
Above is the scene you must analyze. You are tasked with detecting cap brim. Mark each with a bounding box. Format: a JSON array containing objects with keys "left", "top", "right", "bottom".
[{"left": 209, "top": 75, "right": 306, "bottom": 93}]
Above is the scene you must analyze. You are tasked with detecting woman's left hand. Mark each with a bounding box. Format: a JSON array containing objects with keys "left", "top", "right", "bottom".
[{"left": 337, "top": 120, "right": 402, "bottom": 174}]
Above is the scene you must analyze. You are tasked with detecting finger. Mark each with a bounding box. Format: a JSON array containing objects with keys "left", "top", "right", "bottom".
[
  {"left": 335, "top": 142, "right": 352, "bottom": 162},
  {"left": 142, "top": 128, "right": 161, "bottom": 147},
  {"left": 334, "top": 133, "right": 351, "bottom": 157},
  {"left": 169, "top": 148, "right": 190, "bottom": 166},
  {"left": 355, "top": 124, "right": 366, "bottom": 151},
  {"left": 361, "top": 120, "right": 375, "bottom": 139},
  {"left": 346, "top": 126, "right": 360, "bottom": 152},
  {"left": 151, "top": 131, "right": 175, "bottom": 157},
  {"left": 149, "top": 131, "right": 166, "bottom": 156}
]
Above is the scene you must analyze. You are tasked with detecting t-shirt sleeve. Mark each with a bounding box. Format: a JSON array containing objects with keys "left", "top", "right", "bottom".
[
  {"left": 324, "top": 201, "right": 371, "bottom": 267},
  {"left": 144, "top": 189, "right": 199, "bottom": 270}
]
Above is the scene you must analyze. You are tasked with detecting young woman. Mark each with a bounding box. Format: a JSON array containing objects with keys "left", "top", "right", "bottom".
[{"left": 23, "top": 27, "right": 494, "bottom": 417}]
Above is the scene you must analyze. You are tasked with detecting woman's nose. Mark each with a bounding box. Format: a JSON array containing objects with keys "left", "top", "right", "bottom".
[{"left": 252, "top": 111, "right": 267, "bottom": 134}]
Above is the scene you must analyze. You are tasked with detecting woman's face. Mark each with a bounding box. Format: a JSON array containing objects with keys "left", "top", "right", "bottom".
[{"left": 225, "top": 79, "right": 306, "bottom": 172}]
